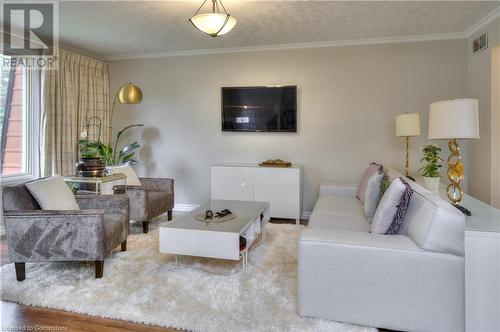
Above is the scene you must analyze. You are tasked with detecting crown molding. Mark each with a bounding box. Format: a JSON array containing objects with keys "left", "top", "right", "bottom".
[
  {"left": 464, "top": 5, "right": 500, "bottom": 38},
  {"left": 103, "top": 5, "right": 500, "bottom": 61},
  {"left": 105, "top": 32, "right": 465, "bottom": 60}
]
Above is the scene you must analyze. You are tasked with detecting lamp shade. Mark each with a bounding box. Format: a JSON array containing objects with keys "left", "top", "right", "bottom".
[
  {"left": 117, "top": 83, "right": 143, "bottom": 104},
  {"left": 396, "top": 113, "right": 421, "bottom": 137},
  {"left": 428, "top": 99, "right": 479, "bottom": 140}
]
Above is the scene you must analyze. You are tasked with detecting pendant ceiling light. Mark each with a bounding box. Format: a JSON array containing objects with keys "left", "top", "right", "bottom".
[{"left": 189, "top": 0, "right": 237, "bottom": 37}]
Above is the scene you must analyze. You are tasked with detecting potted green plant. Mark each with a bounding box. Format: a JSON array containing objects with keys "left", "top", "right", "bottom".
[
  {"left": 419, "top": 143, "right": 442, "bottom": 190},
  {"left": 79, "top": 124, "right": 143, "bottom": 169}
]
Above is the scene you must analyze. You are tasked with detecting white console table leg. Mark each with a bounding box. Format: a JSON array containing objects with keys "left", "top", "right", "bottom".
[{"left": 296, "top": 218, "right": 300, "bottom": 225}]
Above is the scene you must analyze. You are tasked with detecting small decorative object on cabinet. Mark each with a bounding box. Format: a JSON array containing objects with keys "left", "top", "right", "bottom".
[
  {"left": 395, "top": 112, "right": 421, "bottom": 180},
  {"left": 259, "top": 159, "right": 292, "bottom": 167},
  {"left": 419, "top": 143, "right": 442, "bottom": 190}
]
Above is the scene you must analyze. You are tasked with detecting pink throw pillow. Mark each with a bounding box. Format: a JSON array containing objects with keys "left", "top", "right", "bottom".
[{"left": 356, "top": 162, "right": 383, "bottom": 204}]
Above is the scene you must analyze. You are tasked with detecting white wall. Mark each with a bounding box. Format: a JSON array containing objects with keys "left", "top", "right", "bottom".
[
  {"left": 109, "top": 40, "right": 467, "bottom": 212},
  {"left": 467, "top": 16, "right": 500, "bottom": 204}
]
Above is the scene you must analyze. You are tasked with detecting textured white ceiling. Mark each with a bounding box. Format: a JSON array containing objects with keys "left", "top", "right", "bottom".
[{"left": 58, "top": 1, "right": 500, "bottom": 58}]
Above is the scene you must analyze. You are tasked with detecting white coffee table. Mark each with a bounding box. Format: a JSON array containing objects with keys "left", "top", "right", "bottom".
[{"left": 159, "top": 200, "right": 270, "bottom": 268}]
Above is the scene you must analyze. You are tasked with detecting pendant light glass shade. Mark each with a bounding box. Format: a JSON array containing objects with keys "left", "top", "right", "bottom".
[
  {"left": 190, "top": 13, "right": 237, "bottom": 36},
  {"left": 189, "top": 0, "right": 237, "bottom": 37}
]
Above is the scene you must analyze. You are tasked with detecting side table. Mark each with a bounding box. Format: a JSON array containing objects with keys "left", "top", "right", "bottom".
[{"left": 63, "top": 173, "right": 127, "bottom": 195}]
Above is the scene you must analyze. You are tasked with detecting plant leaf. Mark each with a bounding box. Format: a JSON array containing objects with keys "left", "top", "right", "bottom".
[
  {"left": 119, "top": 142, "right": 140, "bottom": 155},
  {"left": 116, "top": 124, "right": 144, "bottom": 143}
]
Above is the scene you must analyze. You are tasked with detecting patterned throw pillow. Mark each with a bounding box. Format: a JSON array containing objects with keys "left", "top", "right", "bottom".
[
  {"left": 386, "top": 179, "right": 413, "bottom": 235},
  {"left": 356, "top": 162, "right": 383, "bottom": 204},
  {"left": 371, "top": 177, "right": 413, "bottom": 234},
  {"left": 379, "top": 173, "right": 390, "bottom": 200}
]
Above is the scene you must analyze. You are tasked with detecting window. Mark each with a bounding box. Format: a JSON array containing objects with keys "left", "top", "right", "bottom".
[{"left": 0, "top": 55, "right": 40, "bottom": 184}]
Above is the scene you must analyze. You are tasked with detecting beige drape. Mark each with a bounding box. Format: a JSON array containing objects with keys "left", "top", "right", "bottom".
[{"left": 42, "top": 49, "right": 110, "bottom": 176}]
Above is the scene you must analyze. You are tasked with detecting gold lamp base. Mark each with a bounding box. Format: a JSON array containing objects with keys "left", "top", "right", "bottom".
[
  {"left": 446, "top": 139, "right": 471, "bottom": 215},
  {"left": 446, "top": 139, "right": 464, "bottom": 204}
]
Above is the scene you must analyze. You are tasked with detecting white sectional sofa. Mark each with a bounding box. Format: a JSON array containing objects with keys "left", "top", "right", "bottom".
[{"left": 298, "top": 170, "right": 466, "bottom": 332}]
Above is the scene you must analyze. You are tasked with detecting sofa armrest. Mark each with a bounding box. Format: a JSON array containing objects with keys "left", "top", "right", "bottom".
[
  {"left": 319, "top": 182, "right": 358, "bottom": 197},
  {"left": 139, "top": 177, "right": 174, "bottom": 194},
  {"left": 4, "top": 210, "right": 106, "bottom": 262},
  {"left": 298, "top": 229, "right": 465, "bottom": 332}
]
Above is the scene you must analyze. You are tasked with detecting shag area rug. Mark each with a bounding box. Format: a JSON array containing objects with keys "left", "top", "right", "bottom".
[{"left": 1, "top": 217, "right": 374, "bottom": 332}]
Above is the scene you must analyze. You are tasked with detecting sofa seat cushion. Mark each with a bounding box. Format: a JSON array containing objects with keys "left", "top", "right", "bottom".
[
  {"left": 308, "top": 214, "right": 370, "bottom": 232},
  {"left": 312, "top": 195, "right": 365, "bottom": 219},
  {"left": 103, "top": 213, "right": 127, "bottom": 254}
]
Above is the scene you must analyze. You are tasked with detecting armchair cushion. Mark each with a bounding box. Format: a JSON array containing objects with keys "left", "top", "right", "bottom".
[
  {"left": 25, "top": 176, "right": 79, "bottom": 210},
  {"left": 75, "top": 194, "right": 129, "bottom": 217},
  {"left": 107, "top": 164, "right": 141, "bottom": 186}
]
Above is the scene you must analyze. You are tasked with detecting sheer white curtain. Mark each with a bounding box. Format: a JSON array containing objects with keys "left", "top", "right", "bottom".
[{"left": 42, "top": 49, "right": 110, "bottom": 176}]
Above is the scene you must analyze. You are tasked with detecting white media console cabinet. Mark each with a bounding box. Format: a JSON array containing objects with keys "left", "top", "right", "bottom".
[{"left": 211, "top": 164, "right": 303, "bottom": 224}]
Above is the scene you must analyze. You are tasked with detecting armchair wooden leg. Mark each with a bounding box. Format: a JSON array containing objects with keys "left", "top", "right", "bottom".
[
  {"left": 142, "top": 221, "right": 149, "bottom": 233},
  {"left": 168, "top": 210, "right": 173, "bottom": 221},
  {"left": 121, "top": 240, "right": 127, "bottom": 251},
  {"left": 95, "top": 260, "right": 104, "bottom": 278},
  {"left": 14, "top": 262, "right": 25, "bottom": 281}
]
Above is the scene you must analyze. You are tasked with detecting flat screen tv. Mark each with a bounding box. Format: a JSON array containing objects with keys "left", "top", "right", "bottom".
[{"left": 221, "top": 86, "right": 297, "bottom": 132}]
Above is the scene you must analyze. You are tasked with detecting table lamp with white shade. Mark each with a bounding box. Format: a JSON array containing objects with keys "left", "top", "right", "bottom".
[
  {"left": 428, "top": 98, "right": 479, "bottom": 215},
  {"left": 396, "top": 112, "right": 421, "bottom": 179}
]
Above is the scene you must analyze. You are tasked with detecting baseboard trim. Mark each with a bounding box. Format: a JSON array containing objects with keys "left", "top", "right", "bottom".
[{"left": 173, "top": 204, "right": 200, "bottom": 212}]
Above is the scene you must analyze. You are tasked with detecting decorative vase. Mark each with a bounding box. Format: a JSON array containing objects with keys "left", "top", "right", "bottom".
[
  {"left": 423, "top": 176, "right": 440, "bottom": 190},
  {"left": 76, "top": 157, "right": 105, "bottom": 177}
]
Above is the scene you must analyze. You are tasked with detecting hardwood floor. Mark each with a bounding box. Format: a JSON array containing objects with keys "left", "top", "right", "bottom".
[{"left": 0, "top": 219, "right": 303, "bottom": 332}]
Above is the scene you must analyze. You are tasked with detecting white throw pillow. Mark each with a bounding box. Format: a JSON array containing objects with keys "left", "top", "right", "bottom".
[
  {"left": 107, "top": 164, "right": 141, "bottom": 186},
  {"left": 371, "top": 178, "right": 406, "bottom": 234},
  {"left": 26, "top": 176, "right": 80, "bottom": 210},
  {"left": 363, "top": 173, "right": 383, "bottom": 220}
]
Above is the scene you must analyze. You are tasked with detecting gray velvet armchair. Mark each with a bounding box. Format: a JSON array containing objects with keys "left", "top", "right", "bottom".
[
  {"left": 2, "top": 183, "right": 130, "bottom": 280},
  {"left": 114, "top": 177, "right": 174, "bottom": 233}
]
